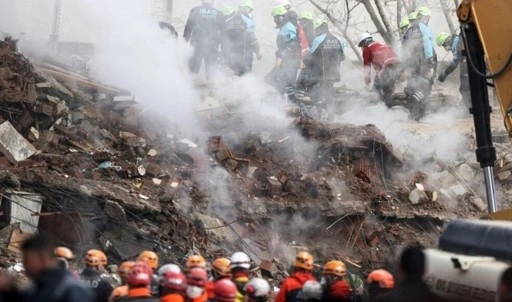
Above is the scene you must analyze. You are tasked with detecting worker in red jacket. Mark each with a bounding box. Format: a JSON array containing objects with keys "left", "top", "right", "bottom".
[
  {"left": 357, "top": 33, "right": 401, "bottom": 108},
  {"left": 275, "top": 252, "right": 316, "bottom": 302}
]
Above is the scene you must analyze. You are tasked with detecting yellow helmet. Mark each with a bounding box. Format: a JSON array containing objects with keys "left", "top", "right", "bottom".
[
  {"left": 313, "top": 19, "right": 328, "bottom": 29},
  {"left": 323, "top": 260, "right": 346, "bottom": 277},
  {"left": 416, "top": 6, "right": 431, "bottom": 17},
  {"left": 137, "top": 251, "right": 159, "bottom": 269},
  {"left": 408, "top": 11, "right": 419, "bottom": 21},
  {"left": 222, "top": 5, "right": 235, "bottom": 16},
  {"left": 240, "top": 0, "right": 254, "bottom": 10},
  {"left": 294, "top": 252, "right": 314, "bottom": 271},
  {"left": 186, "top": 254, "right": 206, "bottom": 269},
  {"left": 399, "top": 16, "right": 409, "bottom": 29},
  {"left": 299, "top": 11, "right": 314, "bottom": 21},
  {"left": 271, "top": 5, "right": 287, "bottom": 17},
  {"left": 436, "top": 32, "right": 451, "bottom": 47},
  {"left": 212, "top": 257, "right": 231, "bottom": 277}
]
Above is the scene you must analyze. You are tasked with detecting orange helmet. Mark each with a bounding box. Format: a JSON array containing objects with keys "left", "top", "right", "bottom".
[
  {"left": 323, "top": 260, "right": 346, "bottom": 277},
  {"left": 85, "top": 253, "right": 100, "bottom": 267},
  {"left": 87, "top": 249, "right": 107, "bottom": 266},
  {"left": 294, "top": 252, "right": 314, "bottom": 271},
  {"left": 212, "top": 258, "right": 231, "bottom": 277},
  {"left": 186, "top": 254, "right": 206, "bottom": 269},
  {"left": 118, "top": 261, "right": 135, "bottom": 281},
  {"left": 55, "top": 247, "right": 74, "bottom": 261},
  {"left": 367, "top": 269, "right": 394, "bottom": 289},
  {"left": 137, "top": 251, "right": 159, "bottom": 269}
]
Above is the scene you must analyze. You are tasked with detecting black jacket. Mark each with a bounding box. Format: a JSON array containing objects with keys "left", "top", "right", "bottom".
[
  {"left": 183, "top": 4, "right": 224, "bottom": 47},
  {"left": 80, "top": 267, "right": 113, "bottom": 302},
  {"left": 306, "top": 29, "right": 344, "bottom": 82},
  {"left": 371, "top": 278, "right": 446, "bottom": 302},
  {"left": 116, "top": 296, "right": 159, "bottom": 302},
  {"left": 1, "top": 268, "right": 93, "bottom": 302}
]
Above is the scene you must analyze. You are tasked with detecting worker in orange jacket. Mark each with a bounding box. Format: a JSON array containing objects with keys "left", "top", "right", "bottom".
[
  {"left": 186, "top": 267, "right": 209, "bottom": 302},
  {"left": 109, "top": 261, "right": 135, "bottom": 302},
  {"left": 207, "top": 258, "right": 231, "bottom": 299},
  {"left": 321, "top": 261, "right": 351, "bottom": 302},
  {"left": 275, "top": 252, "right": 316, "bottom": 302}
]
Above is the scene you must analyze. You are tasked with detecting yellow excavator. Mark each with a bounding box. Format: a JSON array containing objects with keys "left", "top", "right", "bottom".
[{"left": 422, "top": 1, "right": 512, "bottom": 301}]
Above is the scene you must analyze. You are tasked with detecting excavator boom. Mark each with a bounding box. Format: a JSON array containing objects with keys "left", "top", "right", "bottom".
[{"left": 457, "top": 0, "right": 512, "bottom": 215}]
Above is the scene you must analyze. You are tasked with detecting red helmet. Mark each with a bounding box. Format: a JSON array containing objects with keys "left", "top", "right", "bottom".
[
  {"left": 127, "top": 261, "right": 153, "bottom": 287},
  {"left": 214, "top": 279, "right": 237, "bottom": 302},
  {"left": 161, "top": 271, "right": 187, "bottom": 291},
  {"left": 187, "top": 267, "right": 208, "bottom": 287}
]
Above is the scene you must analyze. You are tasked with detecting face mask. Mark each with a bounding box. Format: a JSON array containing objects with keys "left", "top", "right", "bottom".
[{"left": 187, "top": 286, "right": 204, "bottom": 299}]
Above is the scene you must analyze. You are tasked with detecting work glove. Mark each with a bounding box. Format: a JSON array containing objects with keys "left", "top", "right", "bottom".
[
  {"left": 438, "top": 71, "right": 448, "bottom": 82},
  {"left": 256, "top": 53, "right": 262, "bottom": 60}
]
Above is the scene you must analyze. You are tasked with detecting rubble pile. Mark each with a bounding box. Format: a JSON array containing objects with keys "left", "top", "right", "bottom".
[{"left": 0, "top": 38, "right": 498, "bottom": 278}]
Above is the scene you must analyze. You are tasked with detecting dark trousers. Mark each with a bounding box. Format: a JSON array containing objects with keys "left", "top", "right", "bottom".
[
  {"left": 189, "top": 43, "right": 218, "bottom": 77},
  {"left": 374, "top": 64, "right": 402, "bottom": 107}
]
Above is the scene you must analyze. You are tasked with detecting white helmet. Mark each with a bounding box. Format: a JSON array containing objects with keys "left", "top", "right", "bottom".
[
  {"left": 301, "top": 280, "right": 323, "bottom": 300},
  {"left": 244, "top": 278, "right": 270, "bottom": 298},
  {"left": 230, "top": 252, "right": 251, "bottom": 269},
  {"left": 158, "top": 264, "right": 182, "bottom": 276},
  {"left": 356, "top": 32, "right": 372, "bottom": 47}
]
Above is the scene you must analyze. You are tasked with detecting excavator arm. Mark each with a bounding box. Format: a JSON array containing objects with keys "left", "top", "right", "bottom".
[{"left": 457, "top": 0, "right": 512, "bottom": 216}]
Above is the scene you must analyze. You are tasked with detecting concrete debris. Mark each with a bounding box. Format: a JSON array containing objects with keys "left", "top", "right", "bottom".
[
  {"left": 468, "top": 195, "right": 487, "bottom": 212},
  {"left": 0, "top": 37, "right": 488, "bottom": 274},
  {"left": 0, "top": 121, "right": 37, "bottom": 163}
]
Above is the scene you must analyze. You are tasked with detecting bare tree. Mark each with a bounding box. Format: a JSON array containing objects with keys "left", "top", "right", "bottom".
[
  {"left": 355, "top": 0, "right": 394, "bottom": 44},
  {"left": 373, "top": 0, "right": 396, "bottom": 44},
  {"left": 439, "top": 0, "right": 456, "bottom": 34},
  {"left": 309, "top": 0, "right": 364, "bottom": 62}
]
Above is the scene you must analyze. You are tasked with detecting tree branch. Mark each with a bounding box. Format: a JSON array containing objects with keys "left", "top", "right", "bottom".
[
  {"left": 357, "top": 0, "right": 392, "bottom": 44},
  {"left": 439, "top": 0, "right": 456, "bottom": 34},
  {"left": 374, "top": 0, "right": 396, "bottom": 44}
]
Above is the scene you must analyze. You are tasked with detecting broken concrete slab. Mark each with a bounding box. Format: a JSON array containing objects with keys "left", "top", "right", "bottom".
[
  {"left": 469, "top": 196, "right": 487, "bottom": 212},
  {"left": 104, "top": 200, "right": 127, "bottom": 223},
  {"left": 449, "top": 184, "right": 467, "bottom": 197},
  {"left": 0, "top": 121, "right": 37, "bottom": 163}
]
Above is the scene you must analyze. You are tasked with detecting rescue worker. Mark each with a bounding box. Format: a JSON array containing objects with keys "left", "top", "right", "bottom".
[
  {"left": 275, "top": 252, "right": 316, "bottom": 302},
  {"left": 266, "top": 5, "right": 300, "bottom": 101},
  {"left": 498, "top": 267, "right": 512, "bottom": 302},
  {"left": 183, "top": 0, "right": 224, "bottom": 78},
  {"left": 186, "top": 255, "right": 207, "bottom": 270},
  {"left": 223, "top": 0, "right": 261, "bottom": 75},
  {"left": 243, "top": 278, "right": 270, "bottom": 302},
  {"left": 298, "top": 11, "right": 315, "bottom": 46},
  {"left": 186, "top": 267, "right": 209, "bottom": 302},
  {"left": 230, "top": 252, "right": 251, "bottom": 302},
  {"left": 297, "top": 280, "right": 322, "bottom": 302},
  {"left": 55, "top": 246, "right": 75, "bottom": 270},
  {"left": 321, "top": 260, "right": 351, "bottom": 302},
  {"left": 109, "top": 261, "right": 135, "bottom": 302},
  {"left": 118, "top": 261, "right": 158, "bottom": 302},
  {"left": 159, "top": 264, "right": 184, "bottom": 297},
  {"left": 401, "top": 6, "right": 436, "bottom": 120},
  {"left": 81, "top": 249, "right": 113, "bottom": 302},
  {"left": 138, "top": 251, "right": 160, "bottom": 296},
  {"left": 160, "top": 271, "right": 187, "bottom": 302},
  {"left": 222, "top": 6, "right": 235, "bottom": 19},
  {"left": 295, "top": 11, "right": 315, "bottom": 102},
  {"left": 399, "top": 16, "right": 409, "bottom": 37},
  {"left": 372, "top": 246, "right": 443, "bottom": 302},
  {"left": 436, "top": 31, "right": 470, "bottom": 106},
  {"left": 0, "top": 233, "right": 93, "bottom": 302},
  {"left": 207, "top": 258, "right": 231, "bottom": 299},
  {"left": 304, "top": 19, "right": 344, "bottom": 105},
  {"left": 357, "top": 33, "right": 401, "bottom": 107},
  {"left": 213, "top": 279, "right": 238, "bottom": 302},
  {"left": 366, "top": 269, "right": 394, "bottom": 299}
]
